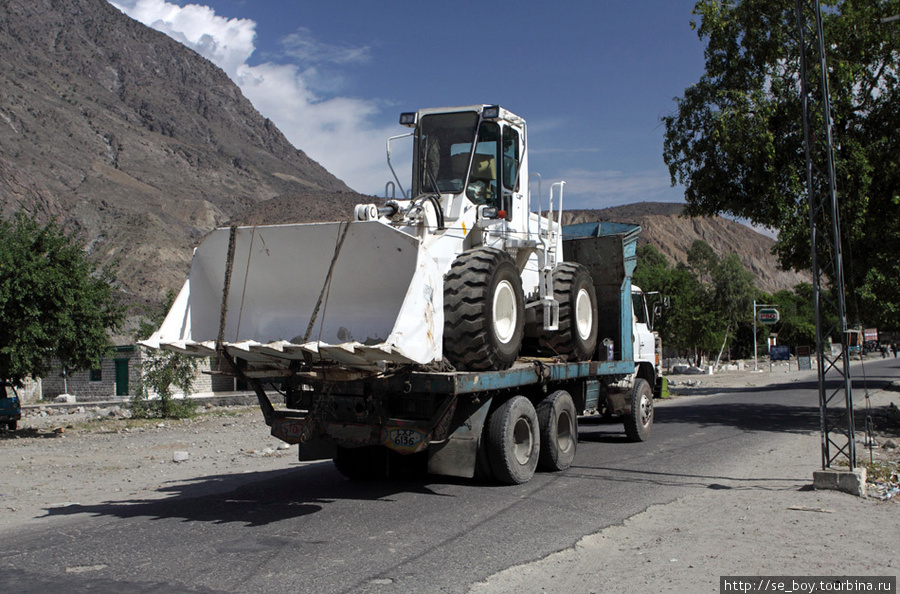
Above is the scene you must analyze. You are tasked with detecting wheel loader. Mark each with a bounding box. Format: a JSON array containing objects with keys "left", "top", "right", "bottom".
[
  {"left": 146, "top": 105, "right": 664, "bottom": 484},
  {"left": 148, "top": 104, "right": 597, "bottom": 374}
]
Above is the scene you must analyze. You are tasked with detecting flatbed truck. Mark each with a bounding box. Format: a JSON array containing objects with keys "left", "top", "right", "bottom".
[{"left": 241, "top": 221, "right": 663, "bottom": 484}]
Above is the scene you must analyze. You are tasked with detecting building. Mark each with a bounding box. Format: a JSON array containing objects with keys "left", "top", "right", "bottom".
[{"left": 40, "top": 347, "right": 238, "bottom": 403}]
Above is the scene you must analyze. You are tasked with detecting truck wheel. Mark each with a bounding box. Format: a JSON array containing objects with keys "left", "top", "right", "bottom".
[
  {"left": 486, "top": 396, "right": 540, "bottom": 484},
  {"left": 333, "top": 446, "right": 388, "bottom": 480},
  {"left": 539, "top": 263, "right": 598, "bottom": 361},
  {"left": 536, "top": 390, "right": 578, "bottom": 471},
  {"left": 623, "top": 378, "right": 653, "bottom": 442},
  {"left": 444, "top": 247, "right": 525, "bottom": 371},
  {"left": 7, "top": 420, "right": 16, "bottom": 431}
]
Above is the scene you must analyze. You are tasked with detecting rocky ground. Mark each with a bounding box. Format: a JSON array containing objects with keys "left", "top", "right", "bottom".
[{"left": 0, "top": 402, "right": 302, "bottom": 531}]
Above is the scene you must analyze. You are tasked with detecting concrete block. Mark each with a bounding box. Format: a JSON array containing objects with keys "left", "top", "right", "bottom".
[{"left": 813, "top": 467, "right": 867, "bottom": 497}]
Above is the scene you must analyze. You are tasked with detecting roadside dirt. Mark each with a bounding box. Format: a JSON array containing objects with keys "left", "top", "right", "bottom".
[{"left": 0, "top": 404, "right": 301, "bottom": 531}]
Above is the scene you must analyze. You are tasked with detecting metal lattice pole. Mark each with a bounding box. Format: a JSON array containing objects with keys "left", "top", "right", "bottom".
[{"left": 794, "top": 0, "right": 855, "bottom": 470}]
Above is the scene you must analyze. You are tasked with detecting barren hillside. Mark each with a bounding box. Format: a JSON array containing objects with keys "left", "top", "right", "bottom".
[{"left": 564, "top": 203, "right": 811, "bottom": 294}]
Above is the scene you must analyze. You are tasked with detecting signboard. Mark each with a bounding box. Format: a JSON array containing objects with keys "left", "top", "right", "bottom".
[
  {"left": 770, "top": 345, "right": 791, "bottom": 361},
  {"left": 864, "top": 328, "right": 879, "bottom": 342},
  {"left": 797, "top": 345, "right": 812, "bottom": 370},
  {"left": 757, "top": 308, "right": 780, "bottom": 324}
]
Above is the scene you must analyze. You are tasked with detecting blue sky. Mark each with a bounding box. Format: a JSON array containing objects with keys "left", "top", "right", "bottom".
[{"left": 109, "top": 1, "right": 708, "bottom": 210}]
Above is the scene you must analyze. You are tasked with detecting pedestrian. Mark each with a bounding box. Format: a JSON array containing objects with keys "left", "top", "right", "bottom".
[
  {"left": 892, "top": 342, "right": 898, "bottom": 358},
  {"left": 881, "top": 344, "right": 888, "bottom": 358}
]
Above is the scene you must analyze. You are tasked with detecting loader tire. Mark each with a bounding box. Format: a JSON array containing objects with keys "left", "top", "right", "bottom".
[
  {"left": 486, "top": 396, "right": 540, "bottom": 484},
  {"left": 536, "top": 390, "right": 578, "bottom": 472},
  {"left": 539, "top": 263, "right": 598, "bottom": 361},
  {"left": 443, "top": 247, "right": 525, "bottom": 371},
  {"left": 623, "top": 378, "right": 653, "bottom": 442}
]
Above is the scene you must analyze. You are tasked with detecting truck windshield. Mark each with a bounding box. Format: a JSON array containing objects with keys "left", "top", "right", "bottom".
[{"left": 414, "top": 112, "right": 499, "bottom": 204}]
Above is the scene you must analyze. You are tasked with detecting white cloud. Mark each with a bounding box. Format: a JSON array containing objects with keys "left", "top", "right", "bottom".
[{"left": 109, "top": 0, "right": 396, "bottom": 195}]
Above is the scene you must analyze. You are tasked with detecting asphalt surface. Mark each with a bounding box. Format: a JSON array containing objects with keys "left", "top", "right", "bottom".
[{"left": 1, "top": 358, "right": 898, "bottom": 593}]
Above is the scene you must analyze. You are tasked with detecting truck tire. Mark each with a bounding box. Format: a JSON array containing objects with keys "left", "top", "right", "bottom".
[
  {"left": 444, "top": 247, "right": 525, "bottom": 371},
  {"left": 623, "top": 378, "right": 653, "bottom": 442},
  {"left": 7, "top": 420, "right": 16, "bottom": 431},
  {"left": 536, "top": 390, "right": 578, "bottom": 471},
  {"left": 333, "top": 445, "right": 388, "bottom": 480},
  {"left": 486, "top": 396, "right": 540, "bottom": 484},
  {"left": 539, "top": 263, "right": 598, "bottom": 361}
]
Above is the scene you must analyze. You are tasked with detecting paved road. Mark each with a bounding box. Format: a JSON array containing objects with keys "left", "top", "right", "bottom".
[{"left": 2, "top": 358, "right": 897, "bottom": 594}]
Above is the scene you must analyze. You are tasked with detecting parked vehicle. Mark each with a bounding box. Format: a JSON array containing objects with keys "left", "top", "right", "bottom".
[
  {"left": 0, "top": 381, "right": 21, "bottom": 431},
  {"left": 146, "top": 105, "right": 663, "bottom": 483}
]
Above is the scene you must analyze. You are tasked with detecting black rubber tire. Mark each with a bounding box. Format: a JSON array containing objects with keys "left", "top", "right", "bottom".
[
  {"left": 539, "top": 263, "right": 598, "bottom": 361},
  {"left": 7, "top": 420, "right": 16, "bottom": 431},
  {"left": 486, "top": 396, "right": 540, "bottom": 484},
  {"left": 623, "top": 378, "right": 654, "bottom": 442},
  {"left": 443, "top": 247, "right": 525, "bottom": 371},
  {"left": 333, "top": 446, "right": 388, "bottom": 480},
  {"left": 536, "top": 390, "right": 578, "bottom": 471}
]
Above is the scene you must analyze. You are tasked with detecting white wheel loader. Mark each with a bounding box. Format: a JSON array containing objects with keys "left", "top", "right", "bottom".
[
  {"left": 148, "top": 105, "right": 594, "bottom": 373},
  {"left": 146, "top": 105, "right": 665, "bottom": 484}
]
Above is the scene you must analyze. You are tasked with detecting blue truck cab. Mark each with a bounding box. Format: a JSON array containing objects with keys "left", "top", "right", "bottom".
[{"left": 0, "top": 382, "right": 22, "bottom": 431}]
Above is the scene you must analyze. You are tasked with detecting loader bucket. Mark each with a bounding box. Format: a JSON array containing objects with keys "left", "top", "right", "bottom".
[{"left": 145, "top": 221, "right": 443, "bottom": 371}]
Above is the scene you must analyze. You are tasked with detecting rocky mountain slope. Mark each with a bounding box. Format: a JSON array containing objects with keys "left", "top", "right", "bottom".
[
  {"left": 0, "top": 0, "right": 361, "bottom": 303},
  {"left": 563, "top": 203, "right": 811, "bottom": 295},
  {"left": 0, "top": 0, "right": 806, "bottom": 312}
]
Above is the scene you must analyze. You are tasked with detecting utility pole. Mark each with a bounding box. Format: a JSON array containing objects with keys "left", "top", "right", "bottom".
[{"left": 794, "top": 0, "right": 855, "bottom": 471}]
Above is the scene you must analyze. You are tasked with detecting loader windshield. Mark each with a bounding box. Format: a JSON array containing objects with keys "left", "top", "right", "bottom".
[{"left": 414, "top": 111, "right": 499, "bottom": 205}]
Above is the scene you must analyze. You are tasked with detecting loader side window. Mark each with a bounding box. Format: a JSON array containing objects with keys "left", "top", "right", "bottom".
[
  {"left": 502, "top": 127, "right": 520, "bottom": 191},
  {"left": 467, "top": 122, "right": 499, "bottom": 206}
]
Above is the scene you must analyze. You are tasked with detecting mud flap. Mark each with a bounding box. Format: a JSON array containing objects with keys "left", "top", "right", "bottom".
[{"left": 427, "top": 397, "right": 492, "bottom": 478}]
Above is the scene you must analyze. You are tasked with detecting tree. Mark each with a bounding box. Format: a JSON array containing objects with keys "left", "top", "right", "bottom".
[
  {"left": 663, "top": 0, "right": 900, "bottom": 329},
  {"left": 633, "top": 244, "right": 721, "bottom": 364},
  {"left": 768, "top": 282, "right": 821, "bottom": 348},
  {"left": 0, "top": 212, "right": 123, "bottom": 386},
  {"left": 709, "top": 252, "right": 757, "bottom": 366},
  {"left": 132, "top": 290, "right": 199, "bottom": 419}
]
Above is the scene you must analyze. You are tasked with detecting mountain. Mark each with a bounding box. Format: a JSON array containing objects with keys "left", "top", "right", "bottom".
[
  {"left": 0, "top": 0, "right": 363, "bottom": 304},
  {"left": 563, "top": 202, "right": 811, "bottom": 294},
  {"left": 0, "top": 0, "right": 806, "bottom": 315}
]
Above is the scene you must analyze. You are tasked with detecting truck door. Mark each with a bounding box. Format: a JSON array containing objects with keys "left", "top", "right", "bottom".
[{"left": 631, "top": 290, "right": 654, "bottom": 364}]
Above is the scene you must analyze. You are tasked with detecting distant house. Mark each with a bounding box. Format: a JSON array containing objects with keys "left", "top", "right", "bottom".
[{"left": 40, "top": 347, "right": 239, "bottom": 402}]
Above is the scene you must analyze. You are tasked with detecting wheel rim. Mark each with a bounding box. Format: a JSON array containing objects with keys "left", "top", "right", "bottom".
[
  {"left": 639, "top": 394, "right": 653, "bottom": 426},
  {"left": 512, "top": 416, "right": 534, "bottom": 465},
  {"left": 493, "top": 279, "right": 518, "bottom": 344},
  {"left": 557, "top": 410, "right": 574, "bottom": 454},
  {"left": 574, "top": 287, "right": 593, "bottom": 340}
]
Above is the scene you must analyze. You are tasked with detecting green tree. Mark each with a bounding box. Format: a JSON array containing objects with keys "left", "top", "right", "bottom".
[
  {"left": 663, "top": 0, "right": 900, "bottom": 329},
  {"left": 710, "top": 252, "right": 757, "bottom": 364},
  {"left": 132, "top": 290, "right": 199, "bottom": 419},
  {"left": 0, "top": 212, "right": 123, "bottom": 386},
  {"left": 634, "top": 244, "right": 721, "bottom": 363},
  {"left": 768, "top": 283, "right": 820, "bottom": 348}
]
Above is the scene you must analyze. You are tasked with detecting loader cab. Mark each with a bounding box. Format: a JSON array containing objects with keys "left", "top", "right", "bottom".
[{"left": 405, "top": 105, "right": 525, "bottom": 223}]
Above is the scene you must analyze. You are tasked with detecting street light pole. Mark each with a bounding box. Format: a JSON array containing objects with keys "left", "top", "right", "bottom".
[
  {"left": 753, "top": 299, "right": 758, "bottom": 371},
  {"left": 752, "top": 301, "right": 778, "bottom": 372}
]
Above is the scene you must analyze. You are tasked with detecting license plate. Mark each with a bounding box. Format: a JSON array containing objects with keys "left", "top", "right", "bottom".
[{"left": 386, "top": 427, "right": 425, "bottom": 453}]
